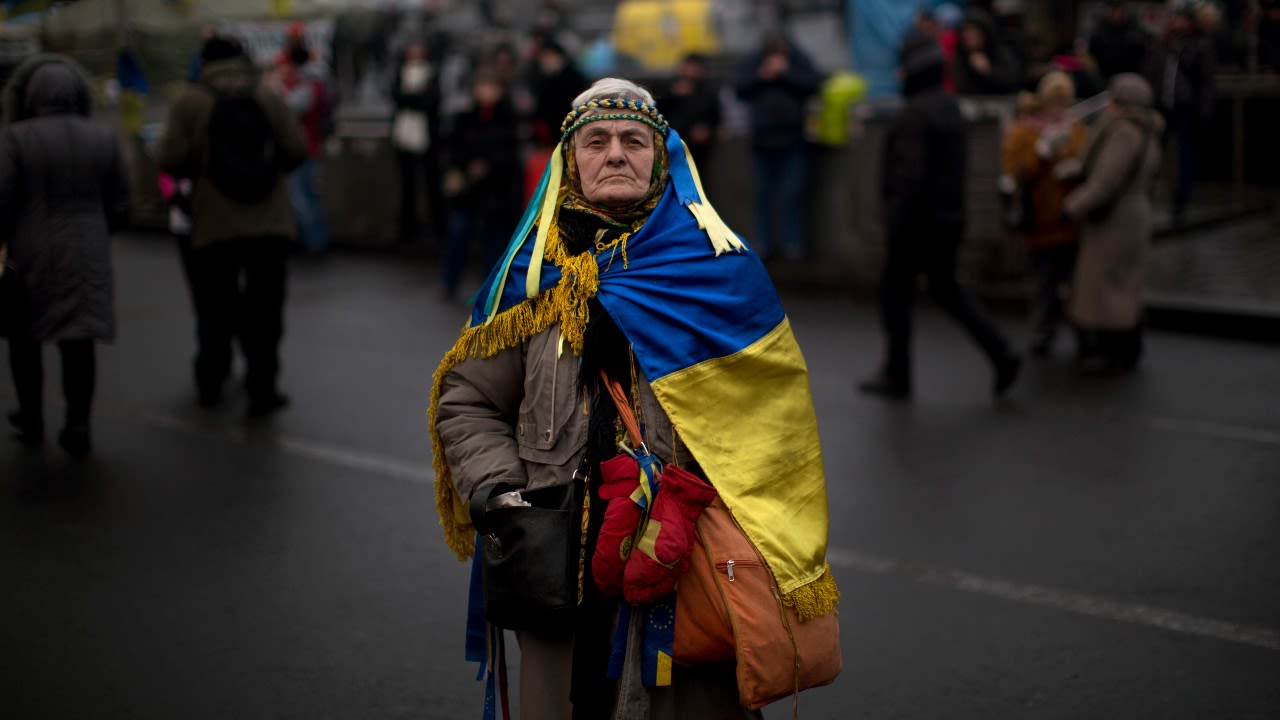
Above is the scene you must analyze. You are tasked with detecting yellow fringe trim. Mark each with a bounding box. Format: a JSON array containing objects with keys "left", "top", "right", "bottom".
[
  {"left": 429, "top": 225, "right": 622, "bottom": 560},
  {"left": 781, "top": 566, "right": 841, "bottom": 622}
]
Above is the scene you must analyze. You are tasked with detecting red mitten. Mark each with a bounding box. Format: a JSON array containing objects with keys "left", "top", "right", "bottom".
[
  {"left": 622, "top": 465, "right": 718, "bottom": 604},
  {"left": 591, "top": 454, "right": 644, "bottom": 596}
]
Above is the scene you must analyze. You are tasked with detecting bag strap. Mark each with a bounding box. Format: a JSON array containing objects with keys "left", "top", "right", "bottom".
[
  {"left": 600, "top": 370, "right": 644, "bottom": 452},
  {"left": 600, "top": 370, "right": 660, "bottom": 509}
]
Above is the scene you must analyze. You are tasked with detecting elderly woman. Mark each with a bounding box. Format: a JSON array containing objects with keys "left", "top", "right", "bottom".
[
  {"left": 430, "top": 78, "right": 838, "bottom": 718},
  {"left": 1000, "top": 71, "right": 1088, "bottom": 357},
  {"left": 0, "top": 55, "right": 129, "bottom": 456},
  {"left": 1062, "top": 73, "right": 1163, "bottom": 374}
]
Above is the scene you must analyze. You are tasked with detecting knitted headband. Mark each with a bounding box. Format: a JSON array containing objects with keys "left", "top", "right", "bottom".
[{"left": 559, "top": 97, "right": 669, "bottom": 143}]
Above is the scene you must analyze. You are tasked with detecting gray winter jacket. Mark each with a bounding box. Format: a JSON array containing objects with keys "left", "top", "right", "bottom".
[{"left": 0, "top": 57, "right": 130, "bottom": 342}]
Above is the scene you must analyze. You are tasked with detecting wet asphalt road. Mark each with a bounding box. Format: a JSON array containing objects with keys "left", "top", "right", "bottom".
[{"left": 2, "top": 234, "right": 1277, "bottom": 719}]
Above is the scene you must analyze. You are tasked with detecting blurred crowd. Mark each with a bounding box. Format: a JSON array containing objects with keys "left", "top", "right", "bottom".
[{"left": 2, "top": 0, "right": 1274, "bottom": 456}]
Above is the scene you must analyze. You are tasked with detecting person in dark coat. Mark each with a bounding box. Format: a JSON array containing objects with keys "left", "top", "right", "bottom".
[
  {"left": 657, "top": 53, "right": 722, "bottom": 172},
  {"left": 391, "top": 39, "right": 445, "bottom": 244},
  {"left": 733, "top": 32, "right": 821, "bottom": 261},
  {"left": 953, "top": 9, "right": 1022, "bottom": 95},
  {"left": 529, "top": 36, "right": 587, "bottom": 149},
  {"left": 1144, "top": 8, "right": 1215, "bottom": 221},
  {"left": 1089, "top": 0, "right": 1150, "bottom": 84},
  {"left": 158, "top": 35, "right": 309, "bottom": 418},
  {"left": 0, "top": 55, "right": 130, "bottom": 455},
  {"left": 438, "top": 71, "right": 523, "bottom": 300},
  {"left": 859, "top": 32, "right": 1021, "bottom": 400}
]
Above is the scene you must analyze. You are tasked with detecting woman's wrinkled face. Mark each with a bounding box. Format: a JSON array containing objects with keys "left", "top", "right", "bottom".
[{"left": 573, "top": 118, "right": 655, "bottom": 207}]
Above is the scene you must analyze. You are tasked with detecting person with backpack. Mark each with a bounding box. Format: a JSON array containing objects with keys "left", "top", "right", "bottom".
[
  {"left": 275, "top": 39, "right": 333, "bottom": 255},
  {"left": 158, "top": 35, "right": 308, "bottom": 418}
]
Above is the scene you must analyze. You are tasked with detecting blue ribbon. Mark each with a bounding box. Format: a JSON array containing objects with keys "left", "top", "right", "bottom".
[
  {"left": 642, "top": 593, "right": 677, "bottom": 687},
  {"left": 465, "top": 537, "right": 497, "bottom": 720}
]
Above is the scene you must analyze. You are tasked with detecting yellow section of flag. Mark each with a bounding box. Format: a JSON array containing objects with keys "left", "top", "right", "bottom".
[{"left": 651, "top": 317, "right": 837, "bottom": 618}]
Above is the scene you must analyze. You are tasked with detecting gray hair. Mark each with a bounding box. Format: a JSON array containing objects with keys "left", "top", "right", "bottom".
[{"left": 570, "top": 77, "right": 656, "bottom": 108}]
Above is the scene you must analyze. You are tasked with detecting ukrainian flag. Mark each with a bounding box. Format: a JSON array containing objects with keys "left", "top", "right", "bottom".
[{"left": 431, "top": 130, "right": 837, "bottom": 619}]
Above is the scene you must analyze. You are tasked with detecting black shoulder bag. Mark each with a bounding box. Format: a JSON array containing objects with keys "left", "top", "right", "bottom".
[{"left": 473, "top": 471, "right": 586, "bottom": 632}]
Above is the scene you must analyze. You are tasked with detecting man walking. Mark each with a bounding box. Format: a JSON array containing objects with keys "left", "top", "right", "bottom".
[
  {"left": 158, "top": 35, "right": 308, "bottom": 417},
  {"left": 859, "top": 32, "right": 1021, "bottom": 400}
]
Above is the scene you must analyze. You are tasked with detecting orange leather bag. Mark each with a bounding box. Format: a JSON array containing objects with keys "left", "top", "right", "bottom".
[
  {"left": 673, "top": 498, "right": 843, "bottom": 709},
  {"left": 600, "top": 372, "right": 841, "bottom": 709}
]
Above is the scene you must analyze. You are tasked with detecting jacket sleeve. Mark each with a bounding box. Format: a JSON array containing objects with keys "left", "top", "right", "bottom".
[
  {"left": 733, "top": 54, "right": 765, "bottom": 100},
  {"left": 103, "top": 134, "right": 131, "bottom": 234},
  {"left": 1198, "top": 42, "right": 1217, "bottom": 121},
  {"left": 782, "top": 52, "right": 822, "bottom": 98},
  {"left": 882, "top": 108, "right": 930, "bottom": 232},
  {"left": 0, "top": 130, "right": 17, "bottom": 248},
  {"left": 1063, "top": 122, "right": 1143, "bottom": 220},
  {"left": 1000, "top": 124, "right": 1043, "bottom": 182},
  {"left": 986, "top": 45, "right": 1022, "bottom": 94},
  {"left": 435, "top": 345, "right": 529, "bottom": 506}
]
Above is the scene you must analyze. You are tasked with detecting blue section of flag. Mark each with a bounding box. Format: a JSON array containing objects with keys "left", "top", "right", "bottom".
[{"left": 594, "top": 188, "right": 783, "bottom": 382}]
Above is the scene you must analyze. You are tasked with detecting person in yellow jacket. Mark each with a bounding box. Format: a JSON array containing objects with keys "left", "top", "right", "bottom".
[{"left": 1000, "top": 71, "right": 1088, "bottom": 357}]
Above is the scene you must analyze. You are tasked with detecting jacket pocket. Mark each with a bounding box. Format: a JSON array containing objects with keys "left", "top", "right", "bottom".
[{"left": 516, "top": 333, "right": 585, "bottom": 467}]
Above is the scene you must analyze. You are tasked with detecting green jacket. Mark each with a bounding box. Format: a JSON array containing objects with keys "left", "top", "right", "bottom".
[{"left": 157, "top": 58, "right": 308, "bottom": 249}]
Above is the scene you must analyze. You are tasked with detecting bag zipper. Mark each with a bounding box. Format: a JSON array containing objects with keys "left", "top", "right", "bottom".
[{"left": 716, "top": 558, "right": 764, "bottom": 582}]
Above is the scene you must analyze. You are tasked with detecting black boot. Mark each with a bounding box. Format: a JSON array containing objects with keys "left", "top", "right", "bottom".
[
  {"left": 857, "top": 370, "right": 911, "bottom": 399},
  {"left": 246, "top": 392, "right": 290, "bottom": 419},
  {"left": 993, "top": 354, "right": 1022, "bottom": 398},
  {"left": 8, "top": 410, "right": 43, "bottom": 447},
  {"left": 58, "top": 423, "right": 91, "bottom": 459}
]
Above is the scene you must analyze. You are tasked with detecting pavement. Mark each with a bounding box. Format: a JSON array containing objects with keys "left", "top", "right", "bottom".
[{"left": 2, "top": 234, "right": 1278, "bottom": 719}]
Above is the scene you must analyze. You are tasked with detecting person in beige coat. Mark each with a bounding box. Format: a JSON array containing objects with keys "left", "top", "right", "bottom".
[
  {"left": 1061, "top": 73, "right": 1163, "bottom": 375},
  {"left": 158, "top": 35, "right": 308, "bottom": 416}
]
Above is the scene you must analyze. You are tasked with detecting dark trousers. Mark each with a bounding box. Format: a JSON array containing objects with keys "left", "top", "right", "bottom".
[
  {"left": 396, "top": 148, "right": 447, "bottom": 242},
  {"left": 9, "top": 338, "right": 95, "bottom": 429},
  {"left": 189, "top": 237, "right": 289, "bottom": 402},
  {"left": 751, "top": 144, "right": 809, "bottom": 260},
  {"left": 1165, "top": 109, "right": 1198, "bottom": 216},
  {"left": 879, "top": 225, "right": 1012, "bottom": 385},
  {"left": 1027, "top": 243, "right": 1078, "bottom": 347}
]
